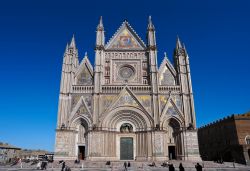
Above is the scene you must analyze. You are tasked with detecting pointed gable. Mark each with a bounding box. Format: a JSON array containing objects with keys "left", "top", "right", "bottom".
[
  {"left": 105, "top": 21, "right": 146, "bottom": 50},
  {"left": 69, "top": 96, "right": 92, "bottom": 123},
  {"left": 158, "top": 56, "right": 177, "bottom": 86},
  {"left": 104, "top": 86, "right": 149, "bottom": 114},
  {"left": 75, "top": 55, "right": 93, "bottom": 85}
]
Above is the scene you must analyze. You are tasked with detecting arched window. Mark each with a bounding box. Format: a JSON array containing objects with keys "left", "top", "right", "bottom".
[{"left": 246, "top": 135, "right": 250, "bottom": 144}]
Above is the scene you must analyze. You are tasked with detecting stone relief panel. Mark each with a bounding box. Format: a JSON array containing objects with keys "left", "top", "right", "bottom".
[
  {"left": 76, "top": 65, "right": 93, "bottom": 85},
  {"left": 159, "top": 66, "right": 175, "bottom": 85},
  {"left": 138, "top": 95, "right": 151, "bottom": 113},
  {"left": 153, "top": 133, "right": 164, "bottom": 156},
  {"left": 89, "top": 133, "right": 104, "bottom": 157}
]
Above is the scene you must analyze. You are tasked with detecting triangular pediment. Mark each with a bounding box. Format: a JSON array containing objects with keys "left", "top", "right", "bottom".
[
  {"left": 103, "top": 86, "right": 149, "bottom": 114},
  {"left": 75, "top": 56, "right": 93, "bottom": 85},
  {"left": 158, "top": 57, "right": 177, "bottom": 86},
  {"left": 69, "top": 96, "right": 92, "bottom": 123},
  {"left": 105, "top": 21, "right": 146, "bottom": 50},
  {"left": 160, "top": 96, "right": 183, "bottom": 119}
]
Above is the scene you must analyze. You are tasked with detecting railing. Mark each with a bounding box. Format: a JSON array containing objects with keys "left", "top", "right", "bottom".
[
  {"left": 102, "top": 85, "right": 151, "bottom": 94},
  {"left": 72, "top": 85, "right": 180, "bottom": 94},
  {"left": 72, "top": 85, "right": 93, "bottom": 93},
  {"left": 159, "top": 86, "right": 180, "bottom": 93}
]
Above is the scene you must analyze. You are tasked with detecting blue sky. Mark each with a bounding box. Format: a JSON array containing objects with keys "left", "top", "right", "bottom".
[{"left": 0, "top": 0, "right": 249, "bottom": 151}]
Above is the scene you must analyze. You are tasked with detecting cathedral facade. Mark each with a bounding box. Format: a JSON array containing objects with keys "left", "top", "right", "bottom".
[{"left": 55, "top": 17, "right": 201, "bottom": 161}]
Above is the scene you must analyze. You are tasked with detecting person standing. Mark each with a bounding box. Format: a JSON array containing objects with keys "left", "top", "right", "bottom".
[
  {"left": 179, "top": 163, "right": 185, "bottom": 171},
  {"left": 169, "top": 164, "right": 175, "bottom": 171},
  {"left": 195, "top": 163, "right": 202, "bottom": 171}
]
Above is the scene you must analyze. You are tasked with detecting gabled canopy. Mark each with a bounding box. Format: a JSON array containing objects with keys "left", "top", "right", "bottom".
[{"left": 105, "top": 21, "right": 146, "bottom": 50}]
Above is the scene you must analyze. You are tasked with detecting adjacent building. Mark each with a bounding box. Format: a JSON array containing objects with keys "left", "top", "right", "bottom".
[
  {"left": 0, "top": 143, "right": 21, "bottom": 163},
  {"left": 55, "top": 17, "right": 201, "bottom": 161},
  {"left": 198, "top": 112, "right": 250, "bottom": 165}
]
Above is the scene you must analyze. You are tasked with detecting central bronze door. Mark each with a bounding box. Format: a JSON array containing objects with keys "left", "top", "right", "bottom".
[{"left": 120, "top": 137, "right": 133, "bottom": 160}]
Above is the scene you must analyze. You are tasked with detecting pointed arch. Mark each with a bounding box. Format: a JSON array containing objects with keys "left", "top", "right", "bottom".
[
  {"left": 101, "top": 106, "right": 154, "bottom": 131},
  {"left": 68, "top": 96, "right": 92, "bottom": 126}
]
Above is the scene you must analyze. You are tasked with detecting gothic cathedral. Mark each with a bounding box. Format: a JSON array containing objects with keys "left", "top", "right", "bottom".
[{"left": 55, "top": 17, "right": 201, "bottom": 161}]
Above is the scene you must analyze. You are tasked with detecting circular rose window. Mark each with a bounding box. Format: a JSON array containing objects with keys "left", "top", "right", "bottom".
[{"left": 118, "top": 65, "right": 135, "bottom": 79}]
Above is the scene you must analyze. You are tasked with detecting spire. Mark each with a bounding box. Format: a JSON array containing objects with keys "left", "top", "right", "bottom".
[
  {"left": 164, "top": 52, "right": 168, "bottom": 58},
  {"left": 97, "top": 16, "right": 104, "bottom": 30},
  {"left": 176, "top": 35, "right": 182, "bottom": 49},
  {"left": 96, "top": 16, "right": 105, "bottom": 47},
  {"left": 69, "top": 34, "right": 76, "bottom": 48},
  {"left": 64, "top": 43, "right": 69, "bottom": 54},
  {"left": 148, "top": 15, "right": 155, "bottom": 30},
  {"left": 84, "top": 52, "right": 88, "bottom": 58}
]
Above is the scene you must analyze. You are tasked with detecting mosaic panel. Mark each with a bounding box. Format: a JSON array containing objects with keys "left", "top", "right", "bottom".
[
  {"left": 101, "top": 95, "right": 116, "bottom": 112},
  {"left": 110, "top": 28, "right": 141, "bottom": 49},
  {"left": 138, "top": 95, "right": 151, "bottom": 113},
  {"left": 173, "top": 95, "right": 182, "bottom": 112},
  {"left": 77, "top": 65, "right": 93, "bottom": 85},
  {"left": 159, "top": 95, "right": 169, "bottom": 112},
  {"left": 166, "top": 104, "right": 178, "bottom": 116},
  {"left": 84, "top": 95, "right": 92, "bottom": 112},
  {"left": 114, "top": 92, "right": 139, "bottom": 108},
  {"left": 159, "top": 66, "right": 175, "bottom": 85},
  {"left": 72, "top": 95, "right": 81, "bottom": 109}
]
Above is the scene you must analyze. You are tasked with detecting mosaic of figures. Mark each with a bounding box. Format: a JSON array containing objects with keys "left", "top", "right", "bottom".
[
  {"left": 108, "top": 28, "right": 141, "bottom": 50},
  {"left": 137, "top": 95, "right": 151, "bottom": 113},
  {"left": 72, "top": 94, "right": 92, "bottom": 112},
  {"left": 159, "top": 95, "right": 182, "bottom": 114},
  {"left": 76, "top": 65, "right": 93, "bottom": 85},
  {"left": 159, "top": 66, "right": 176, "bottom": 86}
]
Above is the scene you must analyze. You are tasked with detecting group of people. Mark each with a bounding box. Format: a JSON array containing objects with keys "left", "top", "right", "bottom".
[
  {"left": 150, "top": 161, "right": 203, "bottom": 171},
  {"left": 123, "top": 161, "right": 131, "bottom": 170}
]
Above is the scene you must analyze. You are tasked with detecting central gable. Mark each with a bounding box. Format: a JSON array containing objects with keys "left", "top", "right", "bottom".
[{"left": 105, "top": 21, "right": 146, "bottom": 50}]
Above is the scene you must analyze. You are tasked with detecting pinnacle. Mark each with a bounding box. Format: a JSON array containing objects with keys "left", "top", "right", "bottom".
[
  {"left": 69, "top": 34, "right": 76, "bottom": 48},
  {"left": 148, "top": 15, "right": 155, "bottom": 30},
  {"left": 97, "top": 16, "right": 104, "bottom": 29},
  {"left": 176, "top": 35, "right": 182, "bottom": 49}
]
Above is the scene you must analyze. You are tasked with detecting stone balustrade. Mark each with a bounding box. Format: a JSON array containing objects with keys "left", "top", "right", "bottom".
[{"left": 72, "top": 85, "right": 180, "bottom": 94}]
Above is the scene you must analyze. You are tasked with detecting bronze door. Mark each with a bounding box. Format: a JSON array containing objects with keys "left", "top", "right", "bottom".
[{"left": 120, "top": 137, "right": 133, "bottom": 160}]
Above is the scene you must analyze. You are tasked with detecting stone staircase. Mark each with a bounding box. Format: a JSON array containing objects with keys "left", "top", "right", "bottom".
[{"left": 1, "top": 160, "right": 249, "bottom": 170}]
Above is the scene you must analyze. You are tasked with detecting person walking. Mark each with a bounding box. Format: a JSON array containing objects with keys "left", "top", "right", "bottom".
[
  {"left": 61, "top": 161, "right": 66, "bottom": 171},
  {"left": 123, "top": 162, "right": 127, "bottom": 171},
  {"left": 179, "top": 163, "right": 185, "bottom": 171}
]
